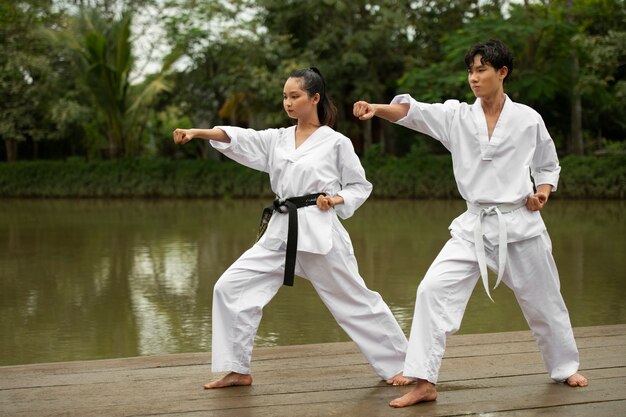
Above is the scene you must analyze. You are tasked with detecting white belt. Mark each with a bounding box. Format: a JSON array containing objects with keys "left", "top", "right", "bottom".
[{"left": 466, "top": 201, "right": 526, "bottom": 302}]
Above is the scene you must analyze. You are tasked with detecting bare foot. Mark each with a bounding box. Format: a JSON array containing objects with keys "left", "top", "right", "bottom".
[
  {"left": 566, "top": 372, "right": 588, "bottom": 387},
  {"left": 386, "top": 373, "right": 415, "bottom": 386},
  {"left": 203, "top": 372, "right": 253, "bottom": 389},
  {"left": 389, "top": 379, "right": 437, "bottom": 408}
]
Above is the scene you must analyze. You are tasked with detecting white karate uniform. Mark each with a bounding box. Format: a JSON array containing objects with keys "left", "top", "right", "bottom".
[
  {"left": 392, "top": 94, "right": 580, "bottom": 383},
  {"left": 209, "top": 125, "right": 408, "bottom": 379}
]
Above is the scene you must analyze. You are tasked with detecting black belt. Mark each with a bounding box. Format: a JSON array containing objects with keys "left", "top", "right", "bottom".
[{"left": 256, "top": 193, "right": 325, "bottom": 286}]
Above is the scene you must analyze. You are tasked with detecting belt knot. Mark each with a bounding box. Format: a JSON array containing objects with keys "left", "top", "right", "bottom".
[
  {"left": 467, "top": 201, "right": 526, "bottom": 302},
  {"left": 257, "top": 193, "right": 326, "bottom": 287}
]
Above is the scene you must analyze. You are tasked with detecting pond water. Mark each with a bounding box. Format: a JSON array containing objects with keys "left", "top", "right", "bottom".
[{"left": 0, "top": 198, "right": 624, "bottom": 366}]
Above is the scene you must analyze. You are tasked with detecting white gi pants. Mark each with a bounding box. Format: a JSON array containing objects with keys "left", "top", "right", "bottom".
[
  {"left": 404, "top": 231, "right": 580, "bottom": 384},
  {"left": 211, "top": 233, "right": 408, "bottom": 380}
]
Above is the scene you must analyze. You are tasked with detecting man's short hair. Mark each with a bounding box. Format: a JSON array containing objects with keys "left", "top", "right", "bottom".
[{"left": 464, "top": 39, "right": 514, "bottom": 81}]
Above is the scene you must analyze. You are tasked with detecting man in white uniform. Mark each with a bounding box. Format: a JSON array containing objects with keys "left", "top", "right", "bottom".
[{"left": 353, "top": 39, "right": 588, "bottom": 408}]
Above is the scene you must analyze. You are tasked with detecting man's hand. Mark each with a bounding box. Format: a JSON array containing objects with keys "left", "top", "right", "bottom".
[
  {"left": 173, "top": 128, "right": 194, "bottom": 145},
  {"left": 526, "top": 192, "right": 548, "bottom": 211},
  {"left": 526, "top": 184, "right": 552, "bottom": 211},
  {"left": 353, "top": 101, "right": 377, "bottom": 120},
  {"left": 353, "top": 101, "right": 409, "bottom": 122}
]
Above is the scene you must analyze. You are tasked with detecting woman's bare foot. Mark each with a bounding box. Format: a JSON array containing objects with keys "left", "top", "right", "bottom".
[
  {"left": 389, "top": 379, "right": 437, "bottom": 408},
  {"left": 386, "top": 373, "right": 415, "bottom": 386},
  {"left": 203, "top": 372, "right": 253, "bottom": 389},
  {"left": 566, "top": 372, "right": 588, "bottom": 387}
]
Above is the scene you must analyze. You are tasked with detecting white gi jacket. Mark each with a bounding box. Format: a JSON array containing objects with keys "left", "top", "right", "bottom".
[
  {"left": 391, "top": 93, "right": 561, "bottom": 245},
  {"left": 211, "top": 125, "right": 372, "bottom": 255}
]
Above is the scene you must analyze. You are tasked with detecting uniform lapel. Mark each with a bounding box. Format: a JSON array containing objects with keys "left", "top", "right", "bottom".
[
  {"left": 473, "top": 96, "right": 510, "bottom": 161},
  {"left": 292, "top": 125, "right": 331, "bottom": 156},
  {"left": 471, "top": 99, "right": 492, "bottom": 161}
]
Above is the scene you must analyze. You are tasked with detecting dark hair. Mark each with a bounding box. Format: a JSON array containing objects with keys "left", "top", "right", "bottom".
[
  {"left": 288, "top": 67, "right": 337, "bottom": 127},
  {"left": 464, "top": 39, "right": 514, "bottom": 82}
]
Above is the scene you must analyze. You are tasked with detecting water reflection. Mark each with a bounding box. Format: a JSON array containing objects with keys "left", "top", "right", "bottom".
[{"left": 0, "top": 198, "right": 624, "bottom": 366}]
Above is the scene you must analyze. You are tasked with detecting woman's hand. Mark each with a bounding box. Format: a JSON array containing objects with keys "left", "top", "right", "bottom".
[{"left": 317, "top": 195, "right": 343, "bottom": 211}]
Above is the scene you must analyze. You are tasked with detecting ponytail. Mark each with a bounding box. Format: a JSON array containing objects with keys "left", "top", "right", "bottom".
[{"left": 288, "top": 67, "right": 337, "bottom": 127}]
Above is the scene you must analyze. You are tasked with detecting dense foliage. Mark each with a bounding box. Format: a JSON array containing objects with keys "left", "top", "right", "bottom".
[
  {"left": 1, "top": 154, "right": 623, "bottom": 199},
  {"left": 1, "top": 0, "right": 624, "bottom": 163}
]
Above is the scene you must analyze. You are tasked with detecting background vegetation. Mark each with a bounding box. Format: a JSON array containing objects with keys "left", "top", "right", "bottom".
[
  {"left": 1, "top": 153, "right": 623, "bottom": 198},
  {"left": 1, "top": 0, "right": 625, "bottom": 197}
]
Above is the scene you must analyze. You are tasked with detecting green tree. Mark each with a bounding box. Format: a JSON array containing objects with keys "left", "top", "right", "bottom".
[
  {"left": 0, "top": 0, "right": 67, "bottom": 161},
  {"left": 246, "top": 0, "right": 419, "bottom": 154},
  {"left": 575, "top": 30, "right": 626, "bottom": 152},
  {"left": 397, "top": 0, "right": 625, "bottom": 155},
  {"left": 49, "top": 7, "right": 178, "bottom": 158},
  {"left": 567, "top": 0, "right": 626, "bottom": 153},
  {"left": 159, "top": 0, "right": 291, "bottom": 159}
]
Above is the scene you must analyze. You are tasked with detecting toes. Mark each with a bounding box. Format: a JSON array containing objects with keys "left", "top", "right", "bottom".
[{"left": 566, "top": 374, "right": 588, "bottom": 387}]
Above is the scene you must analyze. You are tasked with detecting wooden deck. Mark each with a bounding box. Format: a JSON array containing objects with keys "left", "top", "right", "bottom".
[{"left": 1, "top": 324, "right": 624, "bottom": 417}]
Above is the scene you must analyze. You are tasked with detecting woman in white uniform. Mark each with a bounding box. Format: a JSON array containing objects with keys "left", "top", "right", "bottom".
[
  {"left": 173, "top": 68, "right": 409, "bottom": 389},
  {"left": 353, "top": 39, "right": 588, "bottom": 408}
]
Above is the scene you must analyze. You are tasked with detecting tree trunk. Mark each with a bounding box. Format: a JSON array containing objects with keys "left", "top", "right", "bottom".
[
  {"left": 363, "top": 119, "right": 373, "bottom": 153},
  {"left": 382, "top": 122, "right": 395, "bottom": 155},
  {"left": 5, "top": 139, "right": 17, "bottom": 162},
  {"left": 108, "top": 141, "right": 118, "bottom": 159},
  {"left": 567, "top": 0, "right": 584, "bottom": 156},
  {"left": 569, "top": 69, "right": 584, "bottom": 156}
]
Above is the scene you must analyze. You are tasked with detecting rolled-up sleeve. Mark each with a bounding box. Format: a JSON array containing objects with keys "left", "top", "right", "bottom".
[
  {"left": 211, "top": 126, "right": 274, "bottom": 173},
  {"left": 531, "top": 118, "right": 561, "bottom": 191},
  {"left": 335, "top": 137, "right": 372, "bottom": 219}
]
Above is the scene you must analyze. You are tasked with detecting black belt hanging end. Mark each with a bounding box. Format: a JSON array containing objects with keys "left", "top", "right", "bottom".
[
  {"left": 282, "top": 200, "right": 298, "bottom": 286},
  {"left": 269, "top": 193, "right": 325, "bottom": 287}
]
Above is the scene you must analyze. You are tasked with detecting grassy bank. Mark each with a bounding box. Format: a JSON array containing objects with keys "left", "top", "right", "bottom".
[{"left": 0, "top": 155, "right": 624, "bottom": 199}]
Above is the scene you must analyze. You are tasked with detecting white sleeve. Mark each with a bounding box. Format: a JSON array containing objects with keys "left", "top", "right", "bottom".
[
  {"left": 531, "top": 116, "right": 561, "bottom": 191},
  {"left": 210, "top": 126, "right": 275, "bottom": 172},
  {"left": 335, "top": 137, "right": 373, "bottom": 219},
  {"left": 391, "top": 94, "right": 459, "bottom": 150}
]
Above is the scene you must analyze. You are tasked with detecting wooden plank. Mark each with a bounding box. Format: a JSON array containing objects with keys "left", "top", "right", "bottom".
[
  {"left": 472, "top": 400, "right": 626, "bottom": 417},
  {"left": 1, "top": 324, "right": 622, "bottom": 377},
  {"left": 1, "top": 340, "right": 622, "bottom": 394},
  {"left": 2, "top": 363, "right": 623, "bottom": 413},
  {"left": 0, "top": 368, "right": 621, "bottom": 414},
  {"left": 132, "top": 400, "right": 626, "bottom": 417},
  {"left": 3, "top": 324, "right": 622, "bottom": 376},
  {"left": 444, "top": 333, "right": 626, "bottom": 357},
  {"left": 0, "top": 325, "right": 624, "bottom": 417},
  {"left": 3, "top": 368, "right": 622, "bottom": 417}
]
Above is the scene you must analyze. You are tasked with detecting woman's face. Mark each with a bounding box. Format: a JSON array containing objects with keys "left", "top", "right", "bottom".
[{"left": 283, "top": 77, "right": 319, "bottom": 121}]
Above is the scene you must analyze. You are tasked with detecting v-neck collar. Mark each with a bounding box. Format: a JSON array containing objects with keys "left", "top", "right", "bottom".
[
  {"left": 292, "top": 125, "right": 329, "bottom": 151},
  {"left": 472, "top": 95, "right": 510, "bottom": 161}
]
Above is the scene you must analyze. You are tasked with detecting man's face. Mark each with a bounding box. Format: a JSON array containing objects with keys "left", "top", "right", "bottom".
[{"left": 467, "top": 54, "right": 507, "bottom": 98}]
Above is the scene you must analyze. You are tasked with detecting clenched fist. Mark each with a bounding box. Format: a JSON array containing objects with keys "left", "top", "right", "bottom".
[
  {"left": 353, "top": 101, "right": 377, "bottom": 120},
  {"left": 526, "top": 192, "right": 548, "bottom": 211},
  {"left": 173, "top": 129, "right": 194, "bottom": 145},
  {"left": 317, "top": 194, "right": 342, "bottom": 211}
]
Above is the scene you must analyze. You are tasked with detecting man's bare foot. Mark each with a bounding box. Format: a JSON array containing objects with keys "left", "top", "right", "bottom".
[
  {"left": 386, "top": 373, "right": 415, "bottom": 386},
  {"left": 203, "top": 372, "right": 253, "bottom": 389},
  {"left": 566, "top": 372, "right": 588, "bottom": 387},
  {"left": 389, "top": 379, "right": 437, "bottom": 408}
]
